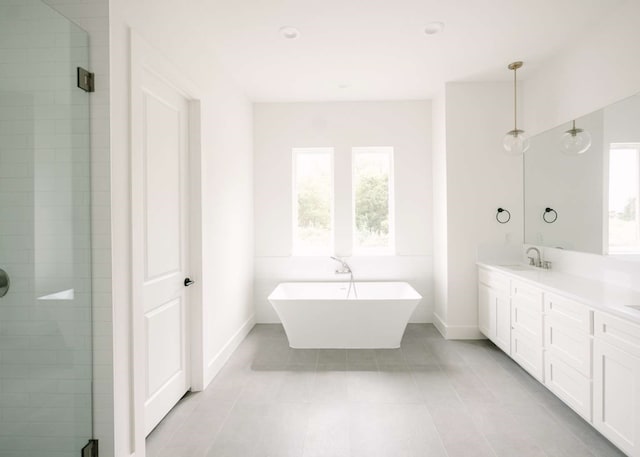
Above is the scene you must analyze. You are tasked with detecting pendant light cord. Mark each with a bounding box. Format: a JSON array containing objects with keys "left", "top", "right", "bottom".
[{"left": 513, "top": 66, "right": 518, "bottom": 132}]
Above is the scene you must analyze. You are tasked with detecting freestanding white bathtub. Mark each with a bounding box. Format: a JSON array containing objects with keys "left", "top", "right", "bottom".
[{"left": 268, "top": 282, "right": 422, "bottom": 348}]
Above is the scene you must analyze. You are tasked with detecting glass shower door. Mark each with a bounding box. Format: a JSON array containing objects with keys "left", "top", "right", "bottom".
[{"left": 0, "top": 1, "right": 93, "bottom": 456}]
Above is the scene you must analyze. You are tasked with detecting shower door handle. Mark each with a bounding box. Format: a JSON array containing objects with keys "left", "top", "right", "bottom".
[
  {"left": 184, "top": 277, "right": 195, "bottom": 287},
  {"left": 0, "top": 269, "right": 10, "bottom": 297}
]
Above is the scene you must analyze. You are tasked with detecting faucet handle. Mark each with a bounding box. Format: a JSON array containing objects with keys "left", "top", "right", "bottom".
[
  {"left": 528, "top": 257, "right": 535, "bottom": 266},
  {"left": 542, "top": 260, "right": 552, "bottom": 270}
]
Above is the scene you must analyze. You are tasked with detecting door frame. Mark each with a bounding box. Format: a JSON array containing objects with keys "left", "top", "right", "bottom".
[{"left": 130, "top": 31, "right": 203, "bottom": 455}]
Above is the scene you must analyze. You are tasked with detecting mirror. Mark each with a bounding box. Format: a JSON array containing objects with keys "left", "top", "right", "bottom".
[{"left": 524, "top": 93, "right": 640, "bottom": 257}]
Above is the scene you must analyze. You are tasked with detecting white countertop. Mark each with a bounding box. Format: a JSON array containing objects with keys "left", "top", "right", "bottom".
[{"left": 477, "top": 262, "right": 640, "bottom": 325}]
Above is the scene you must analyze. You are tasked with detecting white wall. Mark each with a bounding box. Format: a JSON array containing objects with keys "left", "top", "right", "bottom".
[
  {"left": 432, "top": 90, "right": 448, "bottom": 325},
  {"left": 433, "top": 83, "right": 524, "bottom": 338},
  {"left": 253, "top": 101, "right": 433, "bottom": 323},
  {"left": 524, "top": 1, "right": 640, "bottom": 135},
  {"left": 109, "top": 1, "right": 254, "bottom": 456}
]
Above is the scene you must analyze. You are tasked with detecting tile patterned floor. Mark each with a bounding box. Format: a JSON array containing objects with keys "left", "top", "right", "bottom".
[{"left": 146, "top": 324, "right": 625, "bottom": 457}]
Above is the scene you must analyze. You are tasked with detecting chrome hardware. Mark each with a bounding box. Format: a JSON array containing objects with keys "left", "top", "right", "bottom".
[
  {"left": 184, "top": 278, "right": 195, "bottom": 287},
  {"left": 542, "top": 260, "right": 553, "bottom": 270},
  {"left": 329, "top": 257, "right": 358, "bottom": 299},
  {"left": 0, "top": 269, "right": 9, "bottom": 298},
  {"left": 526, "top": 247, "right": 542, "bottom": 268},
  {"left": 330, "top": 256, "right": 352, "bottom": 274}
]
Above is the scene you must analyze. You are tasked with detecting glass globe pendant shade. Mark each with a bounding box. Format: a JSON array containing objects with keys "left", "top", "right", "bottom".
[
  {"left": 503, "top": 129, "right": 531, "bottom": 155},
  {"left": 561, "top": 121, "right": 591, "bottom": 155}
]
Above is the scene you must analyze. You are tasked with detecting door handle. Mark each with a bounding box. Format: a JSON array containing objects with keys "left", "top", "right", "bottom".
[{"left": 184, "top": 278, "right": 195, "bottom": 287}]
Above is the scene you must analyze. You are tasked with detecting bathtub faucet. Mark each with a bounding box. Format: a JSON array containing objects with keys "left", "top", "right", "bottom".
[
  {"left": 330, "top": 256, "right": 352, "bottom": 274},
  {"left": 330, "top": 257, "right": 358, "bottom": 299}
]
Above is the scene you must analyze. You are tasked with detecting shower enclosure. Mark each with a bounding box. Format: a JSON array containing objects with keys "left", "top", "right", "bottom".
[{"left": 0, "top": 1, "right": 94, "bottom": 456}]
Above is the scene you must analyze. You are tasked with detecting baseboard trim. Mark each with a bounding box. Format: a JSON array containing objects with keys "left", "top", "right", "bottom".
[
  {"left": 432, "top": 313, "right": 485, "bottom": 340},
  {"left": 204, "top": 314, "right": 255, "bottom": 387},
  {"left": 432, "top": 313, "right": 447, "bottom": 338}
]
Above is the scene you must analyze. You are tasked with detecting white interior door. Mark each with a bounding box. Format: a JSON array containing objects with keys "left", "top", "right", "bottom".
[{"left": 132, "top": 50, "right": 191, "bottom": 436}]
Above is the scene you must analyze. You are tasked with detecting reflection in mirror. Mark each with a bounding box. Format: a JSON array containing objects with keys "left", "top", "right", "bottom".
[
  {"left": 524, "top": 92, "right": 640, "bottom": 258},
  {"left": 608, "top": 144, "right": 640, "bottom": 254},
  {"left": 524, "top": 110, "right": 603, "bottom": 254}
]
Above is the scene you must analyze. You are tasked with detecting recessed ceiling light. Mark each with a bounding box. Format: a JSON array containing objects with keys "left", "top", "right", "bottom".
[
  {"left": 424, "top": 21, "right": 445, "bottom": 35},
  {"left": 279, "top": 26, "right": 300, "bottom": 40},
  {"left": 338, "top": 83, "right": 350, "bottom": 89}
]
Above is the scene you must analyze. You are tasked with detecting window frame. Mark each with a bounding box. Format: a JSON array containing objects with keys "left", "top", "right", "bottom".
[
  {"left": 351, "top": 146, "right": 395, "bottom": 256},
  {"left": 291, "top": 147, "right": 335, "bottom": 256},
  {"left": 607, "top": 142, "right": 640, "bottom": 255}
]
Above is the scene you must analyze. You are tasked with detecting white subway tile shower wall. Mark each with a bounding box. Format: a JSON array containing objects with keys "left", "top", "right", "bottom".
[{"left": 0, "top": 2, "right": 95, "bottom": 456}]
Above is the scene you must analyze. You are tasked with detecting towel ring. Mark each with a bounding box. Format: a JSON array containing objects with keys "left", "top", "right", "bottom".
[
  {"left": 543, "top": 207, "right": 558, "bottom": 223},
  {"left": 496, "top": 208, "right": 511, "bottom": 224}
]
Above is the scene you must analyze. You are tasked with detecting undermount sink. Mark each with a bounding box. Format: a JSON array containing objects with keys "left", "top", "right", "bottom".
[{"left": 498, "top": 264, "right": 536, "bottom": 271}]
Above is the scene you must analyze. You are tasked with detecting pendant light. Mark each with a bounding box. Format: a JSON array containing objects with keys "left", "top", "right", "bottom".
[
  {"left": 503, "top": 61, "right": 530, "bottom": 155},
  {"left": 560, "top": 120, "right": 591, "bottom": 155}
]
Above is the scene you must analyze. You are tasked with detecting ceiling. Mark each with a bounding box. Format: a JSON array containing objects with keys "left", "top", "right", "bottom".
[{"left": 198, "top": 0, "right": 626, "bottom": 102}]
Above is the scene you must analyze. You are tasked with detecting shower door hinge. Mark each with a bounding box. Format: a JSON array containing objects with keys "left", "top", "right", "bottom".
[
  {"left": 77, "top": 67, "right": 95, "bottom": 93},
  {"left": 81, "top": 439, "right": 98, "bottom": 457}
]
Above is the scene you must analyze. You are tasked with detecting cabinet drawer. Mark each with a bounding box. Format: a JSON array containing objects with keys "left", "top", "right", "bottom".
[
  {"left": 546, "top": 352, "right": 592, "bottom": 422},
  {"left": 545, "top": 316, "right": 592, "bottom": 377},
  {"left": 511, "top": 280, "right": 544, "bottom": 311},
  {"left": 513, "top": 297, "right": 543, "bottom": 341},
  {"left": 478, "top": 268, "right": 509, "bottom": 293},
  {"left": 512, "top": 328, "right": 544, "bottom": 382},
  {"left": 594, "top": 312, "right": 640, "bottom": 358},
  {"left": 545, "top": 293, "right": 592, "bottom": 334}
]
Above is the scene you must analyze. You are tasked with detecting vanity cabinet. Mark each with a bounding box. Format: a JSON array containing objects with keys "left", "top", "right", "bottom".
[
  {"left": 511, "top": 280, "right": 544, "bottom": 381},
  {"left": 478, "top": 269, "right": 511, "bottom": 354},
  {"left": 477, "top": 265, "right": 640, "bottom": 457},
  {"left": 593, "top": 312, "right": 640, "bottom": 457}
]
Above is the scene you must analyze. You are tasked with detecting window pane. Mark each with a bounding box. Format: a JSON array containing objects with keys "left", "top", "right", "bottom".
[
  {"left": 293, "top": 148, "right": 333, "bottom": 255},
  {"left": 608, "top": 144, "right": 640, "bottom": 253},
  {"left": 353, "top": 147, "right": 394, "bottom": 253}
]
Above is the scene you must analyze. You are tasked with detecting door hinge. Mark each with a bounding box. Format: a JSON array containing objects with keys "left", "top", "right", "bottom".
[
  {"left": 77, "top": 67, "right": 95, "bottom": 93},
  {"left": 81, "top": 439, "right": 98, "bottom": 457}
]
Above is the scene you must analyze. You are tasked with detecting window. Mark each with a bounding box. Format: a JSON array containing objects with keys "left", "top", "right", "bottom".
[
  {"left": 292, "top": 148, "right": 334, "bottom": 255},
  {"left": 352, "top": 147, "right": 394, "bottom": 254},
  {"left": 608, "top": 143, "right": 640, "bottom": 254}
]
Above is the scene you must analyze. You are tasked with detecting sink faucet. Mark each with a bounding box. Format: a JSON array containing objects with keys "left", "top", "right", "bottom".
[{"left": 526, "top": 247, "right": 542, "bottom": 268}]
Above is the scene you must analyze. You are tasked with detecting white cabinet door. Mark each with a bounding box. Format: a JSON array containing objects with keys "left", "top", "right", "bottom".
[
  {"left": 494, "top": 293, "right": 511, "bottom": 355},
  {"left": 478, "top": 280, "right": 510, "bottom": 354},
  {"left": 545, "top": 316, "right": 592, "bottom": 377},
  {"left": 594, "top": 338, "right": 640, "bottom": 456},
  {"left": 478, "top": 283, "right": 491, "bottom": 338},
  {"left": 511, "top": 328, "right": 544, "bottom": 381},
  {"left": 510, "top": 281, "right": 543, "bottom": 380}
]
